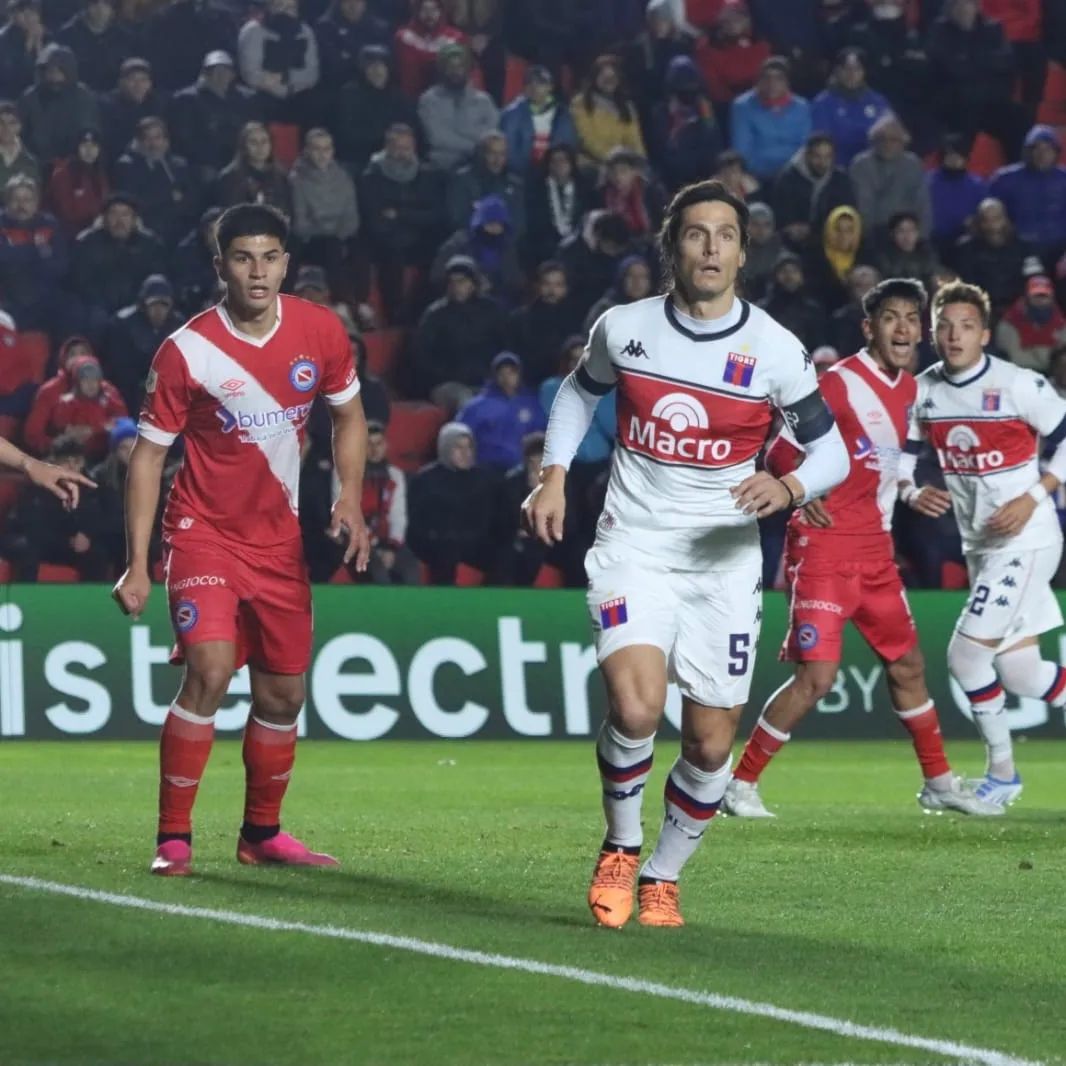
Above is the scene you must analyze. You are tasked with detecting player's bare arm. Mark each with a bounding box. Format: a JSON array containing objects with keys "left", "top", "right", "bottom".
[
  {"left": 328, "top": 394, "right": 372, "bottom": 569},
  {"left": 523, "top": 464, "right": 567, "bottom": 545},
  {"left": 0, "top": 436, "right": 96, "bottom": 509},
  {"left": 113, "top": 436, "right": 168, "bottom": 618}
]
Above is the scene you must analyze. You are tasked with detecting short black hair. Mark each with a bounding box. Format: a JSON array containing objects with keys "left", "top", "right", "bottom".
[
  {"left": 215, "top": 203, "right": 289, "bottom": 255},
  {"left": 537, "top": 258, "right": 566, "bottom": 280},
  {"left": 659, "top": 179, "right": 749, "bottom": 286},
  {"left": 806, "top": 131, "right": 834, "bottom": 152},
  {"left": 862, "top": 277, "right": 928, "bottom": 319},
  {"left": 888, "top": 210, "right": 921, "bottom": 231}
]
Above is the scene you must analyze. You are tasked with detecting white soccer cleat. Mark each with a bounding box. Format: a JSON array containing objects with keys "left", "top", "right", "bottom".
[
  {"left": 967, "top": 773, "right": 1024, "bottom": 809},
  {"left": 722, "top": 778, "right": 776, "bottom": 818},
  {"left": 917, "top": 777, "right": 1003, "bottom": 817}
]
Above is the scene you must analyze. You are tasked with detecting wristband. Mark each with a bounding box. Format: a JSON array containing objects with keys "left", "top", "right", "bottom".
[
  {"left": 900, "top": 484, "right": 921, "bottom": 505},
  {"left": 1027, "top": 483, "right": 1050, "bottom": 505},
  {"left": 778, "top": 478, "right": 802, "bottom": 507}
]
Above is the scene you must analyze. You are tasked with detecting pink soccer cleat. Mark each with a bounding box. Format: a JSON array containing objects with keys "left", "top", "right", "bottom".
[
  {"left": 236, "top": 831, "right": 339, "bottom": 867},
  {"left": 151, "top": 840, "right": 193, "bottom": 876}
]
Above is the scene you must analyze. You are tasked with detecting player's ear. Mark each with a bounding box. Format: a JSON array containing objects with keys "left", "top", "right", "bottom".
[
  {"left": 212, "top": 254, "right": 223, "bottom": 280},
  {"left": 981, "top": 328, "right": 991, "bottom": 348},
  {"left": 860, "top": 317, "right": 872, "bottom": 342}
]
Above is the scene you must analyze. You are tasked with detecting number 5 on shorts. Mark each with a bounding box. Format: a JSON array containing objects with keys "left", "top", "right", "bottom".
[{"left": 728, "top": 633, "right": 750, "bottom": 676}]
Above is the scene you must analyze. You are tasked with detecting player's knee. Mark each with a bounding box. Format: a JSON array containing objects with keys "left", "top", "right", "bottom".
[
  {"left": 184, "top": 664, "right": 234, "bottom": 708},
  {"left": 886, "top": 646, "right": 925, "bottom": 690},
  {"left": 253, "top": 685, "right": 305, "bottom": 721},
  {"left": 947, "top": 632, "right": 995, "bottom": 684},
  {"left": 792, "top": 665, "right": 835, "bottom": 706},
  {"left": 608, "top": 688, "right": 663, "bottom": 738},
  {"left": 680, "top": 734, "right": 731, "bottom": 772}
]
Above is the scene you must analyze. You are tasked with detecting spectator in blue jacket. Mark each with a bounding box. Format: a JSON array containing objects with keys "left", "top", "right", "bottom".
[
  {"left": 457, "top": 351, "right": 548, "bottom": 471},
  {"left": 989, "top": 124, "right": 1066, "bottom": 263},
  {"left": 499, "top": 65, "right": 577, "bottom": 177},
  {"left": 928, "top": 133, "right": 987, "bottom": 257},
  {"left": 538, "top": 334, "right": 615, "bottom": 468},
  {"left": 730, "top": 56, "right": 811, "bottom": 183},
  {"left": 810, "top": 47, "right": 891, "bottom": 167},
  {"left": 0, "top": 173, "right": 69, "bottom": 335}
]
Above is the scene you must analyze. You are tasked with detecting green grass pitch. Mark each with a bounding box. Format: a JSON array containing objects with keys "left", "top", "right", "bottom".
[{"left": 1, "top": 738, "right": 1064, "bottom": 1066}]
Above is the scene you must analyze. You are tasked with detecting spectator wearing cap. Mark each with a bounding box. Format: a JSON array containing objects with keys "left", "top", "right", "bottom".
[
  {"left": 524, "top": 143, "right": 595, "bottom": 267},
  {"left": 0, "top": 174, "right": 69, "bottom": 335},
  {"left": 646, "top": 55, "right": 721, "bottom": 192},
  {"left": 47, "top": 352, "right": 128, "bottom": 461},
  {"left": 849, "top": 113, "right": 931, "bottom": 238},
  {"left": 418, "top": 42, "right": 498, "bottom": 171},
  {"left": 113, "top": 116, "right": 198, "bottom": 246},
  {"left": 412, "top": 254, "right": 506, "bottom": 409},
  {"left": 506, "top": 260, "right": 582, "bottom": 387},
  {"left": 18, "top": 43, "right": 100, "bottom": 164},
  {"left": 742, "top": 201, "right": 783, "bottom": 302},
  {"left": 622, "top": 0, "right": 693, "bottom": 125},
  {"left": 499, "top": 65, "right": 577, "bottom": 177},
  {"left": 80, "top": 414, "right": 138, "bottom": 575},
  {"left": 24, "top": 333, "right": 92, "bottom": 454},
  {"left": 694, "top": 3, "right": 770, "bottom": 119},
  {"left": 446, "top": 130, "right": 524, "bottom": 237},
  {"left": 810, "top": 47, "right": 890, "bottom": 167},
  {"left": 172, "top": 205, "right": 222, "bottom": 314},
  {"left": 289, "top": 127, "right": 364, "bottom": 301},
  {"left": 98, "top": 57, "right": 168, "bottom": 164},
  {"left": 57, "top": 0, "right": 136, "bottom": 93},
  {"left": 167, "top": 50, "right": 261, "bottom": 185},
  {"left": 333, "top": 45, "right": 421, "bottom": 173},
  {"left": 0, "top": 99, "right": 39, "bottom": 190},
  {"left": 432, "top": 193, "right": 523, "bottom": 306},
  {"left": 45, "top": 127, "right": 108, "bottom": 237},
  {"left": 215, "top": 121, "right": 292, "bottom": 217},
  {"left": 315, "top": 0, "right": 389, "bottom": 89},
  {"left": 928, "top": 133, "right": 988, "bottom": 257},
  {"left": 730, "top": 57, "right": 812, "bottom": 183},
  {"left": 759, "top": 250, "right": 827, "bottom": 350},
  {"left": 292, "top": 263, "right": 360, "bottom": 336},
  {"left": 72, "top": 191, "right": 168, "bottom": 323},
  {"left": 582, "top": 252, "right": 652, "bottom": 333},
  {"left": 570, "top": 54, "right": 646, "bottom": 168},
  {"left": 949, "top": 197, "right": 1031, "bottom": 319},
  {"left": 556, "top": 208, "right": 632, "bottom": 314},
  {"left": 406, "top": 421, "right": 497, "bottom": 586},
  {"left": 989, "top": 125, "right": 1066, "bottom": 263},
  {"left": 0, "top": 0, "right": 49, "bottom": 102},
  {"left": 101, "top": 273, "right": 183, "bottom": 412},
  {"left": 594, "top": 146, "right": 665, "bottom": 241},
  {"left": 237, "top": 0, "right": 320, "bottom": 127},
  {"left": 394, "top": 0, "right": 465, "bottom": 99},
  {"left": 994, "top": 275, "right": 1066, "bottom": 372},
  {"left": 145, "top": 0, "right": 236, "bottom": 92}
]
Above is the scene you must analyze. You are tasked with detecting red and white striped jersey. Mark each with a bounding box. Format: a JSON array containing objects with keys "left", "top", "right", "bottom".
[
  {"left": 909, "top": 353, "right": 1066, "bottom": 554},
  {"left": 579, "top": 295, "right": 817, "bottom": 570},
  {"left": 770, "top": 349, "right": 914, "bottom": 560},
  {"left": 139, "top": 295, "right": 360, "bottom": 548}
]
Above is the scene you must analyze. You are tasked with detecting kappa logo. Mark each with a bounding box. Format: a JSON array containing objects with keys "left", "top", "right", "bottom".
[
  {"left": 174, "top": 599, "right": 199, "bottom": 633},
  {"left": 289, "top": 358, "right": 319, "bottom": 392},
  {"left": 650, "top": 392, "right": 710, "bottom": 432},
  {"left": 620, "top": 338, "right": 648, "bottom": 359},
  {"left": 994, "top": 596, "right": 1011, "bottom": 607},
  {"left": 999, "top": 576, "right": 1017, "bottom": 588}
]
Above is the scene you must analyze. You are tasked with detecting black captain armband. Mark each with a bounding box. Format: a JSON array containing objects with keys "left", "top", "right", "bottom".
[
  {"left": 782, "top": 389, "right": 835, "bottom": 445},
  {"left": 575, "top": 364, "right": 614, "bottom": 396}
]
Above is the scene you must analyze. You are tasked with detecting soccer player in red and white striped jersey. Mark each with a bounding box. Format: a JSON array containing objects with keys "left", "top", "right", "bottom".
[
  {"left": 724, "top": 278, "right": 1000, "bottom": 819},
  {"left": 112, "top": 204, "right": 372, "bottom": 876}
]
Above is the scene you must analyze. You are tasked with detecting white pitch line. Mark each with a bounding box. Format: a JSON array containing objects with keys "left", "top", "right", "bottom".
[{"left": 0, "top": 874, "right": 1042, "bottom": 1066}]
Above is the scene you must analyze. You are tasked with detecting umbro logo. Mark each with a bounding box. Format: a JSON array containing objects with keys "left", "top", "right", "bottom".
[{"left": 621, "top": 339, "right": 648, "bottom": 359}]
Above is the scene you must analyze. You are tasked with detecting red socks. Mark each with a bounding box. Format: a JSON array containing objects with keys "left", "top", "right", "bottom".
[
  {"left": 734, "top": 718, "right": 790, "bottom": 784},
  {"left": 158, "top": 705, "right": 216, "bottom": 840},
  {"left": 895, "top": 700, "right": 951, "bottom": 780},
  {"left": 242, "top": 715, "right": 297, "bottom": 832}
]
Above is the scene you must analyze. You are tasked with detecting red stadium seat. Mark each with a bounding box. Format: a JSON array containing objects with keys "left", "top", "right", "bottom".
[
  {"left": 268, "top": 123, "right": 301, "bottom": 170},
  {"left": 941, "top": 561, "right": 969, "bottom": 590},
  {"left": 329, "top": 565, "right": 354, "bottom": 584},
  {"left": 0, "top": 476, "right": 20, "bottom": 530},
  {"left": 967, "top": 133, "right": 1006, "bottom": 179},
  {"left": 363, "top": 328, "right": 407, "bottom": 381},
  {"left": 17, "top": 331, "right": 50, "bottom": 383},
  {"left": 532, "top": 563, "right": 564, "bottom": 588},
  {"left": 386, "top": 401, "right": 446, "bottom": 472},
  {"left": 503, "top": 53, "right": 528, "bottom": 104},
  {"left": 455, "top": 562, "right": 485, "bottom": 586},
  {"left": 0, "top": 557, "right": 12, "bottom": 582},
  {"left": 0, "top": 330, "right": 51, "bottom": 399},
  {"left": 1038, "top": 62, "right": 1066, "bottom": 124},
  {"left": 37, "top": 563, "right": 81, "bottom": 582}
]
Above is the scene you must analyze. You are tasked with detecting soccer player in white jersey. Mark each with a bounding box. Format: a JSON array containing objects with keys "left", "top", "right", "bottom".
[
  {"left": 901, "top": 281, "right": 1066, "bottom": 808},
  {"left": 722, "top": 279, "right": 999, "bottom": 819},
  {"left": 524, "top": 180, "right": 850, "bottom": 928}
]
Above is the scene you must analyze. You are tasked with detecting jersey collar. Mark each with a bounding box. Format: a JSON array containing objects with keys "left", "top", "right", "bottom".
[
  {"left": 664, "top": 294, "right": 750, "bottom": 341},
  {"left": 856, "top": 347, "right": 904, "bottom": 388},
  {"left": 216, "top": 297, "right": 283, "bottom": 348},
  {"left": 942, "top": 352, "right": 990, "bottom": 388}
]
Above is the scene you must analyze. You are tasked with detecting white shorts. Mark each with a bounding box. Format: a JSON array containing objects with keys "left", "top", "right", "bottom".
[
  {"left": 956, "top": 544, "right": 1064, "bottom": 648},
  {"left": 585, "top": 547, "right": 763, "bottom": 708}
]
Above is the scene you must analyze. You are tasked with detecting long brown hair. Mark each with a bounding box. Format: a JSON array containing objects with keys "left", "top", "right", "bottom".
[{"left": 578, "top": 55, "right": 637, "bottom": 124}]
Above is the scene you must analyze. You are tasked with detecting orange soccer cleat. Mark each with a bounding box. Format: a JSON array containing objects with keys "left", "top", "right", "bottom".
[
  {"left": 587, "top": 849, "right": 640, "bottom": 928},
  {"left": 637, "top": 879, "right": 684, "bottom": 927}
]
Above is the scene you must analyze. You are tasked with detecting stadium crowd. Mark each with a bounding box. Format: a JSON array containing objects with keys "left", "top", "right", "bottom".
[{"left": 2, "top": 0, "right": 1066, "bottom": 587}]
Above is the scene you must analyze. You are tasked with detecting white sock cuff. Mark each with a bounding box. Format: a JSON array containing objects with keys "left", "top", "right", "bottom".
[
  {"left": 169, "top": 703, "right": 215, "bottom": 726},
  {"left": 675, "top": 756, "right": 732, "bottom": 788},
  {"left": 756, "top": 716, "right": 790, "bottom": 742},
  {"left": 894, "top": 699, "right": 934, "bottom": 720},
  {"left": 604, "top": 722, "right": 656, "bottom": 749},
  {"left": 250, "top": 715, "right": 298, "bottom": 732}
]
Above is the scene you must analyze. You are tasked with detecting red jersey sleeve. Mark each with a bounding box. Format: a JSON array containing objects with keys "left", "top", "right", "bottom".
[
  {"left": 319, "top": 312, "right": 360, "bottom": 407},
  {"left": 138, "top": 338, "right": 191, "bottom": 446}
]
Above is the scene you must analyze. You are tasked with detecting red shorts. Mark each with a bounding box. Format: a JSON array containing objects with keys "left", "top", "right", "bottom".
[
  {"left": 780, "top": 553, "right": 917, "bottom": 664},
  {"left": 164, "top": 533, "right": 312, "bottom": 675}
]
